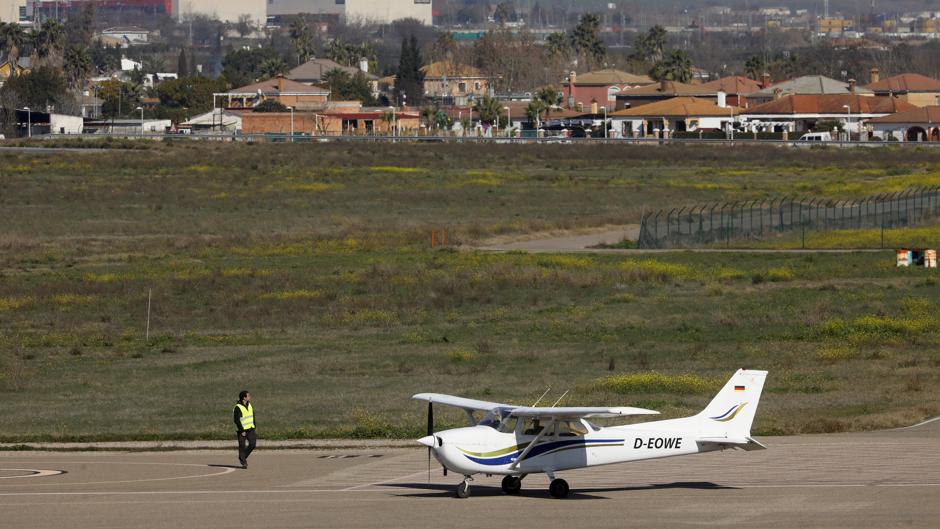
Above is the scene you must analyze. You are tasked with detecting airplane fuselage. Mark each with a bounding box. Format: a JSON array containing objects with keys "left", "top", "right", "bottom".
[{"left": 431, "top": 418, "right": 717, "bottom": 477}]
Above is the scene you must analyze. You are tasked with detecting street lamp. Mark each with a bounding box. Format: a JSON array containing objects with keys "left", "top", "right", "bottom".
[
  {"left": 24, "top": 107, "right": 31, "bottom": 138},
  {"left": 287, "top": 106, "right": 294, "bottom": 142},
  {"left": 503, "top": 106, "right": 511, "bottom": 137},
  {"left": 842, "top": 104, "right": 851, "bottom": 141},
  {"left": 136, "top": 106, "right": 144, "bottom": 136}
]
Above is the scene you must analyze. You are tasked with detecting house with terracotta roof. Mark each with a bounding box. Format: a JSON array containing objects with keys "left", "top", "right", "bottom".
[
  {"left": 868, "top": 106, "right": 940, "bottom": 142},
  {"left": 214, "top": 75, "right": 330, "bottom": 111},
  {"left": 697, "top": 76, "right": 764, "bottom": 107},
  {"left": 421, "top": 61, "right": 489, "bottom": 99},
  {"left": 609, "top": 96, "right": 742, "bottom": 138},
  {"left": 749, "top": 75, "right": 873, "bottom": 105},
  {"left": 562, "top": 69, "right": 654, "bottom": 111},
  {"left": 287, "top": 58, "right": 378, "bottom": 86},
  {"left": 865, "top": 71, "right": 940, "bottom": 108},
  {"left": 613, "top": 80, "right": 714, "bottom": 110},
  {"left": 741, "top": 94, "right": 916, "bottom": 134}
]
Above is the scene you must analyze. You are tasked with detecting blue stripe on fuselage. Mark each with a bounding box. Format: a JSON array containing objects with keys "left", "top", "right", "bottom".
[{"left": 462, "top": 439, "right": 624, "bottom": 466}]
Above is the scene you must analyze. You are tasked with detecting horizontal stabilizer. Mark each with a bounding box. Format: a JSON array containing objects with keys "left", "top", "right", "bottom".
[
  {"left": 697, "top": 436, "right": 767, "bottom": 451},
  {"left": 510, "top": 406, "right": 660, "bottom": 419}
]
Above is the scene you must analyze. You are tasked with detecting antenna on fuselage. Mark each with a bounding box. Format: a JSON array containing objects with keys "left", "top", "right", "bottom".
[
  {"left": 550, "top": 390, "right": 570, "bottom": 407},
  {"left": 531, "top": 387, "right": 551, "bottom": 407}
]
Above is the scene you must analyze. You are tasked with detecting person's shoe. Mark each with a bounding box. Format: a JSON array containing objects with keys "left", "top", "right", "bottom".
[{"left": 239, "top": 458, "right": 247, "bottom": 469}]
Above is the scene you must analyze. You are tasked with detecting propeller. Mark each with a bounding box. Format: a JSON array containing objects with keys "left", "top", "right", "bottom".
[{"left": 426, "top": 400, "right": 433, "bottom": 487}]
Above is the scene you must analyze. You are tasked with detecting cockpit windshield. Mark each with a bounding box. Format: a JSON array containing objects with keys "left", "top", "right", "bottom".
[{"left": 478, "top": 408, "right": 514, "bottom": 431}]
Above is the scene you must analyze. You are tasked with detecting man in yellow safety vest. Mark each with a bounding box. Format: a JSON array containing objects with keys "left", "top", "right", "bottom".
[{"left": 234, "top": 390, "right": 256, "bottom": 469}]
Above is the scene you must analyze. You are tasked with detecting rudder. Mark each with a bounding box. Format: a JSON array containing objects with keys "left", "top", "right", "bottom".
[{"left": 696, "top": 369, "right": 767, "bottom": 435}]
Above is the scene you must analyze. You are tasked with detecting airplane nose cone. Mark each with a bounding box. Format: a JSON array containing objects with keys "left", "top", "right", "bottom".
[{"left": 417, "top": 435, "right": 436, "bottom": 448}]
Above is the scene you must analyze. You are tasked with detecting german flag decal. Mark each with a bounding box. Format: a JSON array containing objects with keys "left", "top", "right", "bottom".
[{"left": 734, "top": 385, "right": 745, "bottom": 391}]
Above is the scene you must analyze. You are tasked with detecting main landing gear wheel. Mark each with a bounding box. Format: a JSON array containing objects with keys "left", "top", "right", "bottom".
[
  {"left": 501, "top": 475, "right": 522, "bottom": 495},
  {"left": 456, "top": 480, "right": 471, "bottom": 498},
  {"left": 548, "top": 478, "right": 570, "bottom": 499}
]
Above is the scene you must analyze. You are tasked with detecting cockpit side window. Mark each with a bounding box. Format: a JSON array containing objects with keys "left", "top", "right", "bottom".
[{"left": 558, "top": 420, "right": 589, "bottom": 437}]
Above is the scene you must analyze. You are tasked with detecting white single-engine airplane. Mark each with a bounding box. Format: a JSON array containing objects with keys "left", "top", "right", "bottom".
[{"left": 414, "top": 369, "right": 766, "bottom": 498}]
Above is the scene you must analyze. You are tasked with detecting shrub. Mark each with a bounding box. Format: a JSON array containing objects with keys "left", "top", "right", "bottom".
[
  {"left": 592, "top": 371, "right": 718, "bottom": 394},
  {"left": 619, "top": 259, "right": 696, "bottom": 282},
  {"left": 448, "top": 347, "right": 477, "bottom": 362},
  {"left": 817, "top": 345, "right": 857, "bottom": 361}
]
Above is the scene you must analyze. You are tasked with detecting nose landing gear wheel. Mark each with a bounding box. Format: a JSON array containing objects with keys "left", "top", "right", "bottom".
[
  {"left": 548, "top": 478, "right": 569, "bottom": 499},
  {"left": 456, "top": 480, "right": 471, "bottom": 498},
  {"left": 501, "top": 475, "right": 522, "bottom": 494}
]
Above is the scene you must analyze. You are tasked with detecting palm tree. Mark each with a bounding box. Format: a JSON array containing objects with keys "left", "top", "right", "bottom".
[
  {"left": 535, "top": 86, "right": 561, "bottom": 117},
  {"left": 545, "top": 32, "right": 570, "bottom": 60},
  {"left": 63, "top": 44, "right": 92, "bottom": 89},
  {"left": 645, "top": 25, "right": 668, "bottom": 63},
  {"left": 258, "top": 57, "right": 288, "bottom": 80},
  {"left": 473, "top": 95, "right": 504, "bottom": 126},
  {"left": 650, "top": 49, "right": 693, "bottom": 83},
  {"left": 288, "top": 17, "right": 314, "bottom": 64},
  {"left": 33, "top": 20, "right": 65, "bottom": 60},
  {"left": 420, "top": 104, "right": 439, "bottom": 130},
  {"left": 0, "top": 22, "right": 29, "bottom": 65}
]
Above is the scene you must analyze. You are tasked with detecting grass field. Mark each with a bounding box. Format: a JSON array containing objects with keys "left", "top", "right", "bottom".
[{"left": 2, "top": 141, "right": 940, "bottom": 441}]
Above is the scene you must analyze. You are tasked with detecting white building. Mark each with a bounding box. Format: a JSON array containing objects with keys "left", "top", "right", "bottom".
[
  {"left": 346, "top": 0, "right": 431, "bottom": 25},
  {"left": 266, "top": 0, "right": 342, "bottom": 17},
  {"left": 270, "top": 0, "right": 432, "bottom": 25},
  {"left": 174, "top": 0, "right": 266, "bottom": 26},
  {"left": 0, "top": 0, "right": 26, "bottom": 23}
]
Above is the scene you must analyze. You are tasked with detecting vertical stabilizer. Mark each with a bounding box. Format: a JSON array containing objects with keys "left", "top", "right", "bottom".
[{"left": 696, "top": 369, "right": 767, "bottom": 436}]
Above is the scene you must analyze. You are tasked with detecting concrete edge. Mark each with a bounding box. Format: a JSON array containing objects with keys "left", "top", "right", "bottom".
[{"left": 0, "top": 439, "right": 417, "bottom": 452}]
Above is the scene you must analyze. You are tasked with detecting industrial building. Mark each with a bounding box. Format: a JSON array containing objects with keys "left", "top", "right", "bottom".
[
  {"left": 173, "top": 0, "right": 266, "bottom": 25},
  {"left": 268, "top": 0, "right": 432, "bottom": 25}
]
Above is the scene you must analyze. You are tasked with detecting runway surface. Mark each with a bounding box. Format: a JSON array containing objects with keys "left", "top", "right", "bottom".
[{"left": 2, "top": 420, "right": 938, "bottom": 529}]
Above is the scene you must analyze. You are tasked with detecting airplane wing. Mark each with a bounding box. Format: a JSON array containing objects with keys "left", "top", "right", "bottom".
[
  {"left": 697, "top": 436, "right": 767, "bottom": 451},
  {"left": 412, "top": 393, "right": 510, "bottom": 412},
  {"left": 509, "top": 406, "right": 660, "bottom": 419}
]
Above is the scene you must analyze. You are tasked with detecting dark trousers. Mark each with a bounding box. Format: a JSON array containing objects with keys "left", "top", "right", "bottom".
[{"left": 237, "top": 429, "right": 256, "bottom": 462}]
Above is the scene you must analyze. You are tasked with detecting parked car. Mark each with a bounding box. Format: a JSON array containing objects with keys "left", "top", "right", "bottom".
[{"left": 797, "top": 132, "right": 832, "bottom": 142}]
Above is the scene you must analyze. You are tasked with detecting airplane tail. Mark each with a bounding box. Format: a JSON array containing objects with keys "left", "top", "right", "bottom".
[{"left": 696, "top": 369, "right": 767, "bottom": 436}]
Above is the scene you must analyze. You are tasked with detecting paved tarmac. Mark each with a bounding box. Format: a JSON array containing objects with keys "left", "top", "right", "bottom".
[{"left": 1, "top": 419, "right": 938, "bottom": 529}]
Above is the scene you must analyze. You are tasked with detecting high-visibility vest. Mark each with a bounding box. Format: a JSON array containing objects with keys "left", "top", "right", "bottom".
[{"left": 235, "top": 403, "right": 254, "bottom": 430}]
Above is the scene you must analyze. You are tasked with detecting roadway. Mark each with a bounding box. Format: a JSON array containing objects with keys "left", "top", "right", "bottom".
[{"left": 1, "top": 419, "right": 938, "bottom": 529}]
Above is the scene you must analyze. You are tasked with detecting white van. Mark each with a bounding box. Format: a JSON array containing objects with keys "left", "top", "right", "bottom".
[{"left": 797, "top": 132, "right": 832, "bottom": 142}]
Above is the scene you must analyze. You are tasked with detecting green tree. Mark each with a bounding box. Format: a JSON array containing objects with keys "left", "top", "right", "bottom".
[
  {"left": 253, "top": 99, "right": 289, "bottom": 112},
  {"left": 0, "top": 22, "right": 29, "bottom": 64},
  {"left": 473, "top": 94, "right": 504, "bottom": 126},
  {"left": 650, "top": 49, "right": 693, "bottom": 83},
  {"left": 744, "top": 55, "right": 766, "bottom": 80},
  {"left": 222, "top": 48, "right": 284, "bottom": 87},
  {"left": 98, "top": 79, "right": 143, "bottom": 118},
  {"left": 396, "top": 35, "right": 424, "bottom": 106},
  {"left": 177, "top": 49, "right": 190, "bottom": 77},
  {"left": 635, "top": 25, "right": 667, "bottom": 64},
  {"left": 33, "top": 20, "right": 65, "bottom": 59},
  {"left": 0, "top": 65, "right": 70, "bottom": 110},
  {"left": 63, "top": 44, "right": 92, "bottom": 89},
  {"left": 156, "top": 76, "right": 228, "bottom": 114},
  {"left": 570, "top": 14, "right": 606, "bottom": 71},
  {"left": 545, "top": 32, "right": 570, "bottom": 60},
  {"left": 289, "top": 17, "right": 315, "bottom": 64},
  {"left": 322, "top": 68, "right": 377, "bottom": 105},
  {"left": 258, "top": 57, "right": 288, "bottom": 79}
]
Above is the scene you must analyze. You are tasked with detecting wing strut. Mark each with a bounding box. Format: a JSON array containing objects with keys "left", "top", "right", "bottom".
[{"left": 509, "top": 419, "right": 555, "bottom": 471}]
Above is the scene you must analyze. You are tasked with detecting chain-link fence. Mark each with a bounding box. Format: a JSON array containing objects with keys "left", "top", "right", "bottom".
[{"left": 638, "top": 186, "right": 940, "bottom": 249}]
